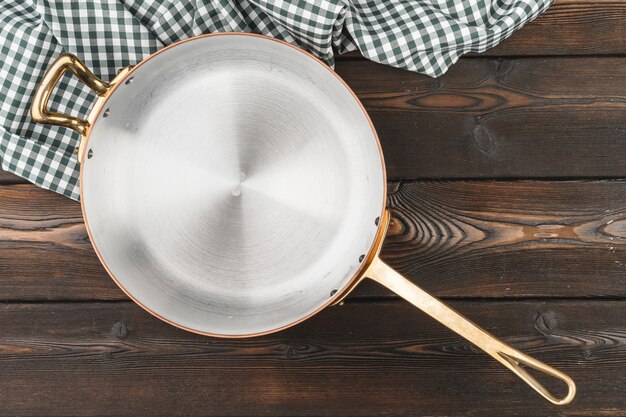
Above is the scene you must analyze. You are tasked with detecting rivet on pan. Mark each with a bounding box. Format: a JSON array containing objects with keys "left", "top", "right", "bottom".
[
  {"left": 375, "top": 216, "right": 380, "bottom": 226},
  {"left": 103, "top": 108, "right": 110, "bottom": 118},
  {"left": 87, "top": 149, "right": 93, "bottom": 159},
  {"left": 330, "top": 289, "right": 338, "bottom": 297},
  {"left": 359, "top": 254, "right": 365, "bottom": 263},
  {"left": 125, "top": 77, "right": 134, "bottom": 85}
]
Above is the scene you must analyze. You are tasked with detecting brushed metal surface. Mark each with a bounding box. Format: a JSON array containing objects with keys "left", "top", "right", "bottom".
[{"left": 81, "top": 35, "right": 385, "bottom": 335}]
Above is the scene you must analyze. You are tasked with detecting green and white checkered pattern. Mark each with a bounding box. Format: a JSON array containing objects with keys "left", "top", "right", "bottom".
[{"left": 0, "top": 0, "right": 553, "bottom": 200}]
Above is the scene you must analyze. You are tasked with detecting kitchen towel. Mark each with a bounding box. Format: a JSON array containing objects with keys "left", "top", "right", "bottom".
[{"left": 1, "top": 0, "right": 553, "bottom": 200}]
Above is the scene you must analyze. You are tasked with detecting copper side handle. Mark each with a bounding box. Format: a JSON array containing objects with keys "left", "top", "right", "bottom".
[
  {"left": 31, "top": 53, "right": 110, "bottom": 136},
  {"left": 364, "top": 257, "right": 576, "bottom": 405}
]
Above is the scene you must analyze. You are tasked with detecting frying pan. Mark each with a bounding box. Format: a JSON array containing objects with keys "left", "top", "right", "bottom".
[{"left": 31, "top": 33, "right": 576, "bottom": 405}]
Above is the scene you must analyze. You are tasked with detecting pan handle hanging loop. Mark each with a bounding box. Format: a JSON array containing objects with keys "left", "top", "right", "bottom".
[{"left": 31, "top": 53, "right": 110, "bottom": 136}]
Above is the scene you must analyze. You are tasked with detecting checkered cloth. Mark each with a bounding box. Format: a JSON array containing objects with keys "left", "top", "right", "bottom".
[{"left": 1, "top": 0, "right": 553, "bottom": 200}]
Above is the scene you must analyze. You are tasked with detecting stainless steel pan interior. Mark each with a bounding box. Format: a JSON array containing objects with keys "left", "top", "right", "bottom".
[
  {"left": 31, "top": 34, "right": 576, "bottom": 405},
  {"left": 81, "top": 35, "right": 386, "bottom": 336}
]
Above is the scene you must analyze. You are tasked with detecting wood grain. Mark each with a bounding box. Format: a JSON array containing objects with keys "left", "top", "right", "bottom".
[
  {"left": 334, "top": 57, "right": 626, "bottom": 179},
  {"left": 0, "top": 184, "right": 121, "bottom": 301},
  {"left": 0, "top": 300, "right": 622, "bottom": 416},
  {"left": 2, "top": 181, "right": 625, "bottom": 301},
  {"left": 362, "top": 180, "right": 626, "bottom": 299},
  {"left": 337, "top": 0, "right": 626, "bottom": 58}
]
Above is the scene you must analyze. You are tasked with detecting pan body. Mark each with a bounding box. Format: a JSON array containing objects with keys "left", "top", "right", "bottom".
[{"left": 81, "top": 34, "right": 386, "bottom": 336}]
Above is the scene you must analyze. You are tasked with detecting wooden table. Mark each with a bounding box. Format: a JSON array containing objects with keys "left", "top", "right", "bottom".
[{"left": 1, "top": 1, "right": 625, "bottom": 415}]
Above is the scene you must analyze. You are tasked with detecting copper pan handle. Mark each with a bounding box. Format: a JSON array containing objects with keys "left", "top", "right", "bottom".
[
  {"left": 31, "top": 53, "right": 110, "bottom": 136},
  {"left": 364, "top": 257, "right": 576, "bottom": 405}
]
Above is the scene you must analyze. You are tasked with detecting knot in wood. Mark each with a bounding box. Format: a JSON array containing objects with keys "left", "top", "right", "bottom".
[{"left": 112, "top": 321, "right": 129, "bottom": 340}]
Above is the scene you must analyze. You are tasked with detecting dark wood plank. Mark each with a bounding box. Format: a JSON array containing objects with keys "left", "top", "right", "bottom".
[
  {"left": 0, "top": 168, "right": 26, "bottom": 184},
  {"left": 334, "top": 56, "right": 626, "bottom": 179},
  {"left": 2, "top": 181, "right": 625, "bottom": 301},
  {"left": 0, "top": 300, "right": 622, "bottom": 416},
  {"left": 483, "top": 0, "right": 626, "bottom": 56},
  {"left": 0, "top": 184, "right": 122, "bottom": 301},
  {"left": 361, "top": 179, "right": 626, "bottom": 299},
  {"left": 337, "top": 0, "right": 626, "bottom": 58}
]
